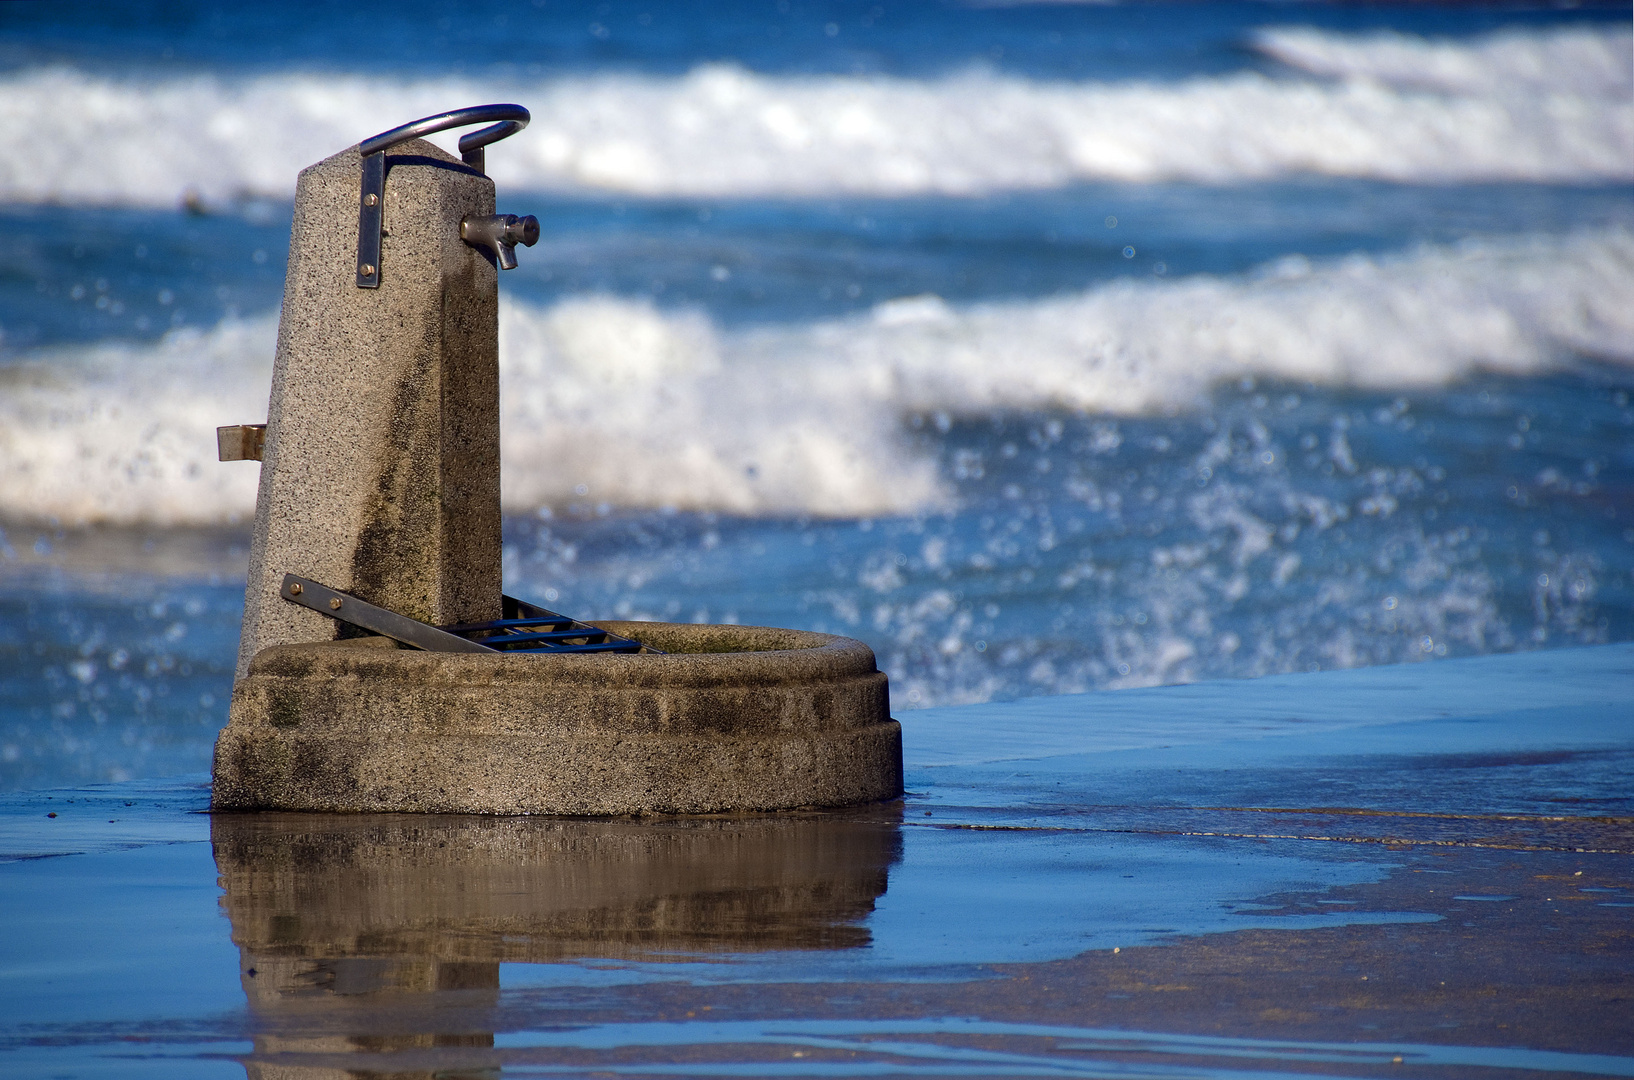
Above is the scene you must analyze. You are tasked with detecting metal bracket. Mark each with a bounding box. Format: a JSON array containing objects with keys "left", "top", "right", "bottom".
[
  {"left": 281, "top": 574, "right": 493, "bottom": 652},
  {"left": 217, "top": 424, "right": 266, "bottom": 462},
  {"left": 354, "top": 104, "right": 530, "bottom": 289}
]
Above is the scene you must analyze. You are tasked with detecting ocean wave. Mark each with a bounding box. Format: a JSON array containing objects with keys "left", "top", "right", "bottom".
[
  {"left": 0, "top": 24, "right": 1627, "bottom": 205},
  {"left": 2, "top": 228, "right": 1630, "bottom": 526},
  {"left": 0, "top": 320, "right": 274, "bottom": 529},
  {"left": 1253, "top": 23, "right": 1631, "bottom": 98}
]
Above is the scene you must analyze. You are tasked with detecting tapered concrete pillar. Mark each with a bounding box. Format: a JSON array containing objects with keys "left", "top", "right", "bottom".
[{"left": 235, "top": 139, "right": 500, "bottom": 680}]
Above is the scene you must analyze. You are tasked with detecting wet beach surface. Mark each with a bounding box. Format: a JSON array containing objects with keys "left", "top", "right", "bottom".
[{"left": 1, "top": 644, "right": 1629, "bottom": 1079}]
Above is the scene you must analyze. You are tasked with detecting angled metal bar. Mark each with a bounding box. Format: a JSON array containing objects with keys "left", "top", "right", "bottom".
[{"left": 279, "top": 574, "right": 495, "bottom": 653}]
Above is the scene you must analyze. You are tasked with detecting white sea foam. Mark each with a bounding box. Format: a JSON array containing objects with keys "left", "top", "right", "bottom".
[
  {"left": 1253, "top": 23, "right": 1631, "bottom": 98},
  {"left": 3, "top": 228, "right": 1630, "bottom": 526},
  {"left": 0, "top": 25, "right": 1627, "bottom": 205},
  {"left": 0, "top": 319, "right": 275, "bottom": 528}
]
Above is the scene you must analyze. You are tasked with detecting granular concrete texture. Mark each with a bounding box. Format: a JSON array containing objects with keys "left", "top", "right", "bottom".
[
  {"left": 213, "top": 623, "right": 904, "bottom": 815},
  {"left": 234, "top": 139, "right": 501, "bottom": 681}
]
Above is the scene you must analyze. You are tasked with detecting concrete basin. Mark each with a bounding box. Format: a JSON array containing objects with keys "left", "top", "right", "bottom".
[{"left": 212, "top": 623, "right": 903, "bottom": 815}]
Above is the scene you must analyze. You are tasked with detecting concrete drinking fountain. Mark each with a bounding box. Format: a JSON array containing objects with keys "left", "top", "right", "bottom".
[{"left": 211, "top": 106, "right": 902, "bottom": 815}]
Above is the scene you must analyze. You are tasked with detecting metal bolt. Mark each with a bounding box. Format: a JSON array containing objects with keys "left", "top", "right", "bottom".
[
  {"left": 359, "top": 264, "right": 375, "bottom": 277},
  {"left": 363, "top": 193, "right": 379, "bottom": 207},
  {"left": 289, "top": 583, "right": 303, "bottom": 596},
  {"left": 330, "top": 598, "right": 343, "bottom": 610}
]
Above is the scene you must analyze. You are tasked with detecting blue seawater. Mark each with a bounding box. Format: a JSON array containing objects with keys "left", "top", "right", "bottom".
[{"left": 1, "top": 1, "right": 1630, "bottom": 788}]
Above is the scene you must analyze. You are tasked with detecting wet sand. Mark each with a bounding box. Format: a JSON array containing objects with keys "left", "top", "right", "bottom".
[{"left": 1, "top": 643, "right": 1629, "bottom": 1078}]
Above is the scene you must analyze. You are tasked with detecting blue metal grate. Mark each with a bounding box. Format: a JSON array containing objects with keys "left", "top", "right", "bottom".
[{"left": 441, "top": 595, "right": 657, "bottom": 654}]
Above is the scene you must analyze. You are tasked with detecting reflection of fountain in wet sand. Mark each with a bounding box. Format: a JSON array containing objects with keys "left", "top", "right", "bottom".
[{"left": 212, "top": 809, "right": 902, "bottom": 1078}]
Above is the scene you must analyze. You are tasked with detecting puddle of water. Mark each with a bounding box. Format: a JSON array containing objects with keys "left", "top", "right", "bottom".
[{"left": 487, "top": 1017, "right": 1634, "bottom": 1078}]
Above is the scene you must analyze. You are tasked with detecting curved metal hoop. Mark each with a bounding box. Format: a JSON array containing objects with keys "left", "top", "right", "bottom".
[
  {"left": 358, "top": 103, "right": 530, "bottom": 165},
  {"left": 355, "top": 104, "right": 531, "bottom": 289}
]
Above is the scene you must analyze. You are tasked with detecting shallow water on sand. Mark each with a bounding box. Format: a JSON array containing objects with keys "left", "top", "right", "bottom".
[{"left": 2, "top": 646, "right": 1631, "bottom": 1078}]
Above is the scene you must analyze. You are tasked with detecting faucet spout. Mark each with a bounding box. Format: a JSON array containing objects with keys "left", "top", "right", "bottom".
[{"left": 460, "top": 213, "right": 539, "bottom": 270}]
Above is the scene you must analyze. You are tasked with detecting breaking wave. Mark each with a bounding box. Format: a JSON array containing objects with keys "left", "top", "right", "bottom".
[
  {"left": 2, "top": 228, "right": 1630, "bottom": 526},
  {"left": 0, "top": 24, "right": 1627, "bottom": 205},
  {"left": 1253, "top": 23, "right": 1631, "bottom": 98}
]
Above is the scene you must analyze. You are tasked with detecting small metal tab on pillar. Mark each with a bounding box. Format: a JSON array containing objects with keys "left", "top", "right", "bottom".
[
  {"left": 354, "top": 104, "right": 530, "bottom": 289},
  {"left": 217, "top": 424, "right": 266, "bottom": 461}
]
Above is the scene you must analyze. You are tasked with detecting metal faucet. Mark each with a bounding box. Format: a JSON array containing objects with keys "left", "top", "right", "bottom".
[{"left": 459, "top": 213, "right": 540, "bottom": 270}]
